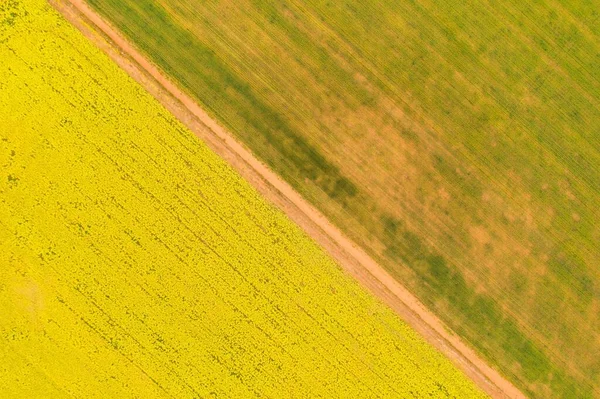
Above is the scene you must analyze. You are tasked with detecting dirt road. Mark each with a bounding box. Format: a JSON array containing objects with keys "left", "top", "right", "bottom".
[{"left": 50, "top": 0, "right": 526, "bottom": 397}]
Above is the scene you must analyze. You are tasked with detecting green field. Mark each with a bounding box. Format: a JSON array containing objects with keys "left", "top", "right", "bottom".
[
  {"left": 0, "top": 0, "right": 485, "bottom": 397},
  {"left": 84, "top": 0, "right": 600, "bottom": 397}
]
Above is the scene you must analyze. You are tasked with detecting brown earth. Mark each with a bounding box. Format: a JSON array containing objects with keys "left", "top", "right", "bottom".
[{"left": 49, "top": 0, "right": 526, "bottom": 397}]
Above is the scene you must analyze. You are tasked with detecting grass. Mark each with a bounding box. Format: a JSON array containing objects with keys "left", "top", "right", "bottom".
[
  {"left": 0, "top": 0, "right": 486, "bottom": 397},
  {"left": 82, "top": 0, "right": 600, "bottom": 397}
]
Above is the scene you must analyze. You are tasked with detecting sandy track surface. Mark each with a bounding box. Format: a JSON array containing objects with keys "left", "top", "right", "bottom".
[{"left": 49, "top": 1, "right": 526, "bottom": 397}]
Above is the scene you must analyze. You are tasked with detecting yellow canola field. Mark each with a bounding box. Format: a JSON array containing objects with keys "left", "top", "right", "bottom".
[{"left": 0, "top": 0, "right": 485, "bottom": 397}]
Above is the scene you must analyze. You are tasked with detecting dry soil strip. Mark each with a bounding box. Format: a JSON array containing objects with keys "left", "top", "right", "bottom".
[{"left": 49, "top": 1, "right": 526, "bottom": 398}]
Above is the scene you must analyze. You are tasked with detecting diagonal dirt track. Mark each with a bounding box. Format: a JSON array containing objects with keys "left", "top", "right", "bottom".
[{"left": 49, "top": 0, "right": 526, "bottom": 397}]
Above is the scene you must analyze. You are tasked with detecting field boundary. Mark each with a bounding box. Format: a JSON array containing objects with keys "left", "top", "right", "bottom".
[{"left": 49, "top": 0, "right": 526, "bottom": 397}]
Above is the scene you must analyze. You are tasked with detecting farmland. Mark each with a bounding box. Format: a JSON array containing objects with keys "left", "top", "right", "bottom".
[
  {"left": 80, "top": 0, "right": 600, "bottom": 397},
  {"left": 0, "top": 0, "right": 486, "bottom": 397}
]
